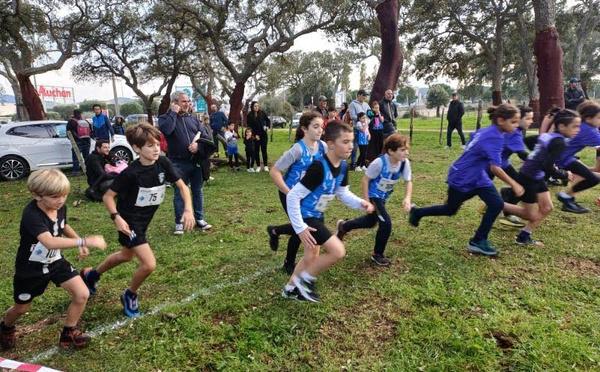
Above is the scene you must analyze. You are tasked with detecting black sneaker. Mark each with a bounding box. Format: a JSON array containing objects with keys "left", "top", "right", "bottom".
[
  {"left": 515, "top": 235, "right": 545, "bottom": 247},
  {"left": 292, "top": 276, "right": 320, "bottom": 303},
  {"left": 547, "top": 177, "right": 563, "bottom": 186},
  {"left": 267, "top": 226, "right": 279, "bottom": 251},
  {"left": 282, "top": 259, "right": 296, "bottom": 275},
  {"left": 281, "top": 287, "right": 308, "bottom": 301},
  {"left": 408, "top": 207, "right": 420, "bottom": 227},
  {"left": 0, "top": 322, "right": 16, "bottom": 350},
  {"left": 371, "top": 254, "right": 391, "bottom": 266},
  {"left": 335, "top": 219, "right": 347, "bottom": 241}
]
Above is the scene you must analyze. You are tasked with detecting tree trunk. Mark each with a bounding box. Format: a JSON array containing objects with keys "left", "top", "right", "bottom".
[
  {"left": 16, "top": 73, "right": 45, "bottom": 120},
  {"left": 370, "top": 0, "right": 403, "bottom": 103},
  {"left": 528, "top": 98, "right": 541, "bottom": 129},
  {"left": 228, "top": 81, "right": 245, "bottom": 126},
  {"left": 9, "top": 80, "right": 27, "bottom": 121},
  {"left": 533, "top": 0, "right": 564, "bottom": 116}
]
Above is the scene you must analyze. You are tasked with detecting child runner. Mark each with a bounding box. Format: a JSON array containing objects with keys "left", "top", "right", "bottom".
[
  {"left": 224, "top": 122, "right": 241, "bottom": 171},
  {"left": 503, "top": 109, "right": 581, "bottom": 246},
  {"left": 555, "top": 101, "right": 600, "bottom": 213},
  {"left": 0, "top": 169, "right": 106, "bottom": 350},
  {"left": 244, "top": 127, "right": 256, "bottom": 173},
  {"left": 268, "top": 112, "right": 326, "bottom": 274},
  {"left": 81, "top": 123, "right": 195, "bottom": 318},
  {"left": 409, "top": 104, "right": 524, "bottom": 257},
  {"left": 497, "top": 105, "right": 535, "bottom": 227},
  {"left": 355, "top": 112, "right": 371, "bottom": 171},
  {"left": 336, "top": 133, "right": 413, "bottom": 266},
  {"left": 283, "top": 121, "right": 374, "bottom": 302}
]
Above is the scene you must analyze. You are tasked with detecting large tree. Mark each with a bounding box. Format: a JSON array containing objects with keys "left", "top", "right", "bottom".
[
  {"left": 0, "top": 0, "right": 97, "bottom": 120},
  {"left": 533, "top": 0, "right": 564, "bottom": 117},
  {"left": 166, "top": 0, "right": 350, "bottom": 124}
]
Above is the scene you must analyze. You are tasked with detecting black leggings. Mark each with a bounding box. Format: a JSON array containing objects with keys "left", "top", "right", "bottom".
[
  {"left": 271, "top": 191, "right": 300, "bottom": 265},
  {"left": 357, "top": 145, "right": 368, "bottom": 167},
  {"left": 342, "top": 198, "right": 391, "bottom": 255},
  {"left": 254, "top": 137, "right": 268, "bottom": 166},
  {"left": 228, "top": 153, "right": 240, "bottom": 168},
  {"left": 567, "top": 161, "right": 600, "bottom": 193},
  {"left": 245, "top": 149, "right": 255, "bottom": 169}
]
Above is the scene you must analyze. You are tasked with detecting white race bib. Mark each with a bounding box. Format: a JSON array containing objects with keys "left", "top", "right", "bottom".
[
  {"left": 377, "top": 178, "right": 399, "bottom": 192},
  {"left": 28, "top": 242, "right": 62, "bottom": 265},
  {"left": 135, "top": 185, "right": 166, "bottom": 207},
  {"left": 315, "top": 194, "right": 335, "bottom": 212}
]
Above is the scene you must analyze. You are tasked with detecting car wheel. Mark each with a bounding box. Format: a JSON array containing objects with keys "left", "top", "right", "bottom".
[
  {"left": 0, "top": 155, "right": 30, "bottom": 181},
  {"left": 110, "top": 147, "right": 133, "bottom": 164}
]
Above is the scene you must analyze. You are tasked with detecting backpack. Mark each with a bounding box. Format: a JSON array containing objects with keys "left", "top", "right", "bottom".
[{"left": 76, "top": 119, "right": 92, "bottom": 138}]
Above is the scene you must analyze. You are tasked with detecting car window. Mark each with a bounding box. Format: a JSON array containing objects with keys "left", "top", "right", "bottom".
[
  {"left": 48, "top": 123, "right": 68, "bottom": 138},
  {"left": 7, "top": 124, "right": 52, "bottom": 138}
]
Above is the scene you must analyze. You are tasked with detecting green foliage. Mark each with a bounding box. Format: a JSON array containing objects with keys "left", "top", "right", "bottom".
[
  {"left": 78, "top": 100, "right": 105, "bottom": 112},
  {"left": 120, "top": 102, "right": 144, "bottom": 117},
  {"left": 396, "top": 85, "right": 417, "bottom": 105},
  {"left": 426, "top": 85, "right": 450, "bottom": 110},
  {"left": 51, "top": 104, "right": 78, "bottom": 120},
  {"left": 45, "top": 111, "right": 61, "bottom": 120},
  {"left": 258, "top": 96, "right": 294, "bottom": 119}
]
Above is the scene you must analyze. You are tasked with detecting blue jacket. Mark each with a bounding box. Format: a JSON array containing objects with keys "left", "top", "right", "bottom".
[
  {"left": 92, "top": 113, "right": 114, "bottom": 140},
  {"left": 209, "top": 111, "right": 228, "bottom": 133},
  {"left": 159, "top": 110, "right": 211, "bottom": 160}
]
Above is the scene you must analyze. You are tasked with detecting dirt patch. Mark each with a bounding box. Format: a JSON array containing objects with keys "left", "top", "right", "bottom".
[
  {"left": 17, "top": 314, "right": 63, "bottom": 337},
  {"left": 211, "top": 310, "right": 239, "bottom": 326},
  {"left": 488, "top": 330, "right": 518, "bottom": 350},
  {"left": 557, "top": 256, "right": 600, "bottom": 277}
]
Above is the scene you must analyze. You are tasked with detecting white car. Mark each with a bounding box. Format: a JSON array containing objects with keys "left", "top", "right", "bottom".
[
  {"left": 291, "top": 112, "right": 303, "bottom": 128},
  {"left": 0, "top": 120, "right": 136, "bottom": 181}
]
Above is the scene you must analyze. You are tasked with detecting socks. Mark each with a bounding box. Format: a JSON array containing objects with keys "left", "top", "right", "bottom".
[
  {"left": 517, "top": 229, "right": 531, "bottom": 241},
  {"left": 1, "top": 321, "right": 14, "bottom": 331},
  {"left": 300, "top": 271, "right": 316, "bottom": 283},
  {"left": 87, "top": 269, "right": 101, "bottom": 282},
  {"left": 284, "top": 284, "right": 295, "bottom": 292},
  {"left": 61, "top": 326, "right": 74, "bottom": 336}
]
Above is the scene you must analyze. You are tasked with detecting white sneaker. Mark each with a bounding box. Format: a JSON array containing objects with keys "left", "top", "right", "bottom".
[
  {"left": 174, "top": 224, "right": 184, "bottom": 235},
  {"left": 209, "top": 176, "right": 215, "bottom": 181},
  {"left": 255, "top": 167, "right": 261, "bottom": 173},
  {"left": 461, "top": 145, "right": 466, "bottom": 149},
  {"left": 263, "top": 166, "right": 269, "bottom": 172},
  {"left": 355, "top": 166, "right": 363, "bottom": 172},
  {"left": 247, "top": 168, "right": 255, "bottom": 173},
  {"left": 361, "top": 166, "right": 367, "bottom": 171},
  {"left": 197, "top": 219, "right": 212, "bottom": 231}
]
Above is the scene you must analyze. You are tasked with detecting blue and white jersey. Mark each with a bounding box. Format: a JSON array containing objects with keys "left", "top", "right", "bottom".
[
  {"left": 300, "top": 157, "right": 347, "bottom": 219},
  {"left": 368, "top": 155, "right": 405, "bottom": 200},
  {"left": 284, "top": 140, "right": 326, "bottom": 189},
  {"left": 520, "top": 132, "right": 565, "bottom": 180}
]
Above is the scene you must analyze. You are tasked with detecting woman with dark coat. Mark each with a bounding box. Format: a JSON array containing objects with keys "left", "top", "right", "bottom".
[
  {"left": 112, "top": 116, "right": 126, "bottom": 135},
  {"left": 246, "top": 101, "right": 271, "bottom": 172}
]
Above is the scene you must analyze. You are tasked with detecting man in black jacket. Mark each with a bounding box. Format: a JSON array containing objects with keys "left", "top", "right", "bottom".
[
  {"left": 84, "top": 140, "right": 111, "bottom": 201},
  {"left": 564, "top": 78, "right": 586, "bottom": 111},
  {"left": 379, "top": 89, "right": 398, "bottom": 138},
  {"left": 446, "top": 92, "right": 466, "bottom": 148}
]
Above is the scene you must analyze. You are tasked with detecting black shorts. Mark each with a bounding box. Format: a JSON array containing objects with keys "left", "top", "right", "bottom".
[
  {"left": 304, "top": 218, "right": 333, "bottom": 245},
  {"left": 279, "top": 190, "right": 288, "bottom": 215},
  {"left": 118, "top": 220, "right": 149, "bottom": 248},
  {"left": 517, "top": 174, "right": 549, "bottom": 204},
  {"left": 13, "top": 259, "right": 78, "bottom": 304}
]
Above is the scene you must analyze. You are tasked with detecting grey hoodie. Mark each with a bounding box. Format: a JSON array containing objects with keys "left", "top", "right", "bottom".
[{"left": 348, "top": 99, "right": 371, "bottom": 128}]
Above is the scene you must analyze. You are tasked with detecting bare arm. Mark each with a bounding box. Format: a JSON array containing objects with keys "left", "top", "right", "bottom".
[
  {"left": 361, "top": 175, "right": 370, "bottom": 201},
  {"left": 403, "top": 181, "right": 413, "bottom": 212}
]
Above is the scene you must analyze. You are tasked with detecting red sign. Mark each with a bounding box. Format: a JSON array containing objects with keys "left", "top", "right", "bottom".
[{"left": 38, "top": 85, "right": 75, "bottom": 102}]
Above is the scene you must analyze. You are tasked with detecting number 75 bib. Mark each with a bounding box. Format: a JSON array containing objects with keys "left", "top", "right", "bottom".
[{"left": 135, "top": 185, "right": 166, "bottom": 207}]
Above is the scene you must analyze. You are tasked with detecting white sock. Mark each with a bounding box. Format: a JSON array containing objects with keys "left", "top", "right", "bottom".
[
  {"left": 284, "top": 284, "right": 295, "bottom": 291},
  {"left": 300, "top": 271, "right": 316, "bottom": 283}
]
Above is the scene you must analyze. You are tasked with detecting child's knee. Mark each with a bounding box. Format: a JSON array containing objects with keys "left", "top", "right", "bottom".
[
  {"left": 141, "top": 258, "right": 156, "bottom": 273},
  {"left": 72, "top": 288, "right": 89, "bottom": 304},
  {"left": 330, "top": 243, "right": 346, "bottom": 261},
  {"left": 540, "top": 204, "right": 553, "bottom": 216}
]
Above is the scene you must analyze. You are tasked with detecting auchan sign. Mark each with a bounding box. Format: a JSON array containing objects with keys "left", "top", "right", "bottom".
[{"left": 37, "top": 85, "right": 75, "bottom": 103}]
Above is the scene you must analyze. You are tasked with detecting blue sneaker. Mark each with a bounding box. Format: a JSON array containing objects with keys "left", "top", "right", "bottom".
[
  {"left": 467, "top": 239, "right": 498, "bottom": 257},
  {"left": 80, "top": 268, "right": 98, "bottom": 296},
  {"left": 120, "top": 289, "right": 141, "bottom": 318}
]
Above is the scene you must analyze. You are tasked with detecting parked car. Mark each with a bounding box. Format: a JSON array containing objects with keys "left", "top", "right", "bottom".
[
  {"left": 269, "top": 116, "right": 287, "bottom": 128},
  {"left": 0, "top": 120, "right": 136, "bottom": 181},
  {"left": 291, "top": 112, "right": 303, "bottom": 128}
]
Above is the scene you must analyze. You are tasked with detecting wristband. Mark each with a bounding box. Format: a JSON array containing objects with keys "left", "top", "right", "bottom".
[
  {"left": 77, "top": 238, "right": 86, "bottom": 247},
  {"left": 110, "top": 212, "right": 120, "bottom": 220}
]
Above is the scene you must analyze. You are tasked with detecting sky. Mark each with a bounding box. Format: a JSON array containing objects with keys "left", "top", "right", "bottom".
[{"left": 0, "top": 31, "right": 383, "bottom": 103}]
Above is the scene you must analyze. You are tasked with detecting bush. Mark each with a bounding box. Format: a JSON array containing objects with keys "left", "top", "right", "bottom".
[
  {"left": 120, "top": 102, "right": 144, "bottom": 117},
  {"left": 46, "top": 111, "right": 61, "bottom": 120},
  {"left": 52, "top": 104, "right": 78, "bottom": 119}
]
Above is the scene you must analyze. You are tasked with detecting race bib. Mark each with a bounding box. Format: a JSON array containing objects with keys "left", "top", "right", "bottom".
[
  {"left": 377, "top": 178, "right": 399, "bottom": 192},
  {"left": 28, "top": 242, "right": 62, "bottom": 265},
  {"left": 135, "top": 185, "right": 166, "bottom": 207},
  {"left": 315, "top": 194, "right": 335, "bottom": 212}
]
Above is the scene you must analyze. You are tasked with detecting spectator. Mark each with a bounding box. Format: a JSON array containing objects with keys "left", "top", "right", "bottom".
[
  {"left": 84, "top": 140, "right": 113, "bottom": 201},
  {"left": 339, "top": 102, "right": 349, "bottom": 120},
  {"left": 91, "top": 104, "right": 114, "bottom": 141},
  {"left": 66, "top": 109, "right": 92, "bottom": 176},
  {"left": 379, "top": 89, "right": 398, "bottom": 138},
  {"left": 314, "top": 96, "right": 328, "bottom": 117},
  {"left": 112, "top": 116, "right": 126, "bottom": 135},
  {"left": 349, "top": 89, "right": 371, "bottom": 169},
  {"left": 446, "top": 92, "right": 466, "bottom": 148},
  {"left": 367, "top": 101, "right": 385, "bottom": 163},
  {"left": 209, "top": 103, "right": 228, "bottom": 157},
  {"left": 564, "top": 77, "right": 586, "bottom": 111},
  {"left": 246, "top": 101, "right": 271, "bottom": 172},
  {"left": 159, "top": 91, "right": 213, "bottom": 234}
]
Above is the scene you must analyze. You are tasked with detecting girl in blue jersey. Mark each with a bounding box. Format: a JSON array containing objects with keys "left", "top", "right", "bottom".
[
  {"left": 268, "top": 112, "right": 327, "bottom": 274},
  {"left": 503, "top": 109, "right": 581, "bottom": 246},
  {"left": 336, "top": 134, "right": 412, "bottom": 266},
  {"left": 555, "top": 101, "right": 600, "bottom": 213},
  {"left": 283, "top": 121, "right": 374, "bottom": 302},
  {"left": 355, "top": 112, "right": 371, "bottom": 171},
  {"left": 409, "top": 104, "right": 525, "bottom": 257}
]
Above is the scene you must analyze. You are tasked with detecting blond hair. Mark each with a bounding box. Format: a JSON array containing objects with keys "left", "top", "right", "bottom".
[{"left": 27, "top": 169, "right": 70, "bottom": 197}]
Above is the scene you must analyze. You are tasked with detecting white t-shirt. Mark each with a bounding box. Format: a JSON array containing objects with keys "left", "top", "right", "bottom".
[{"left": 365, "top": 154, "right": 412, "bottom": 182}]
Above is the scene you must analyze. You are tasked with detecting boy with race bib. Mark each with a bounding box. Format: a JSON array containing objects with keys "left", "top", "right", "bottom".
[
  {"left": 81, "top": 123, "right": 195, "bottom": 318},
  {"left": 1, "top": 169, "right": 106, "bottom": 351},
  {"left": 283, "top": 121, "right": 374, "bottom": 302},
  {"left": 336, "top": 134, "right": 413, "bottom": 266}
]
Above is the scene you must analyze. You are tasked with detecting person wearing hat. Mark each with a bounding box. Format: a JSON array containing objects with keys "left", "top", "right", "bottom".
[
  {"left": 565, "top": 78, "right": 586, "bottom": 111},
  {"left": 349, "top": 89, "right": 371, "bottom": 169},
  {"left": 446, "top": 92, "right": 466, "bottom": 149},
  {"left": 314, "top": 96, "right": 328, "bottom": 118}
]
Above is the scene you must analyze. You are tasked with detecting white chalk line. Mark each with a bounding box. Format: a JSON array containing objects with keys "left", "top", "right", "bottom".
[{"left": 29, "top": 265, "right": 276, "bottom": 364}]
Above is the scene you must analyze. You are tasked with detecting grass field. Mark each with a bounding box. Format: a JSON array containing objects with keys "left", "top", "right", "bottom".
[{"left": 1, "top": 123, "right": 600, "bottom": 371}]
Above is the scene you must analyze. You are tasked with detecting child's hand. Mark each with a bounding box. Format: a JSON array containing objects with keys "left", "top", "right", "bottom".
[
  {"left": 362, "top": 200, "right": 375, "bottom": 213},
  {"left": 512, "top": 183, "right": 525, "bottom": 198},
  {"left": 298, "top": 226, "right": 318, "bottom": 250},
  {"left": 182, "top": 210, "right": 196, "bottom": 231},
  {"left": 84, "top": 235, "right": 107, "bottom": 250},
  {"left": 567, "top": 171, "right": 574, "bottom": 182},
  {"left": 114, "top": 216, "right": 132, "bottom": 237},
  {"left": 403, "top": 198, "right": 412, "bottom": 212},
  {"left": 78, "top": 246, "right": 90, "bottom": 260}
]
